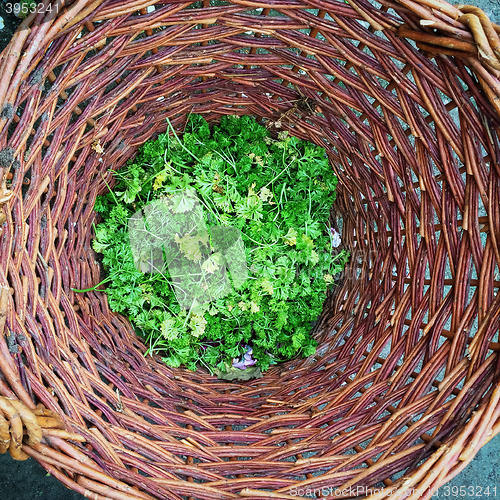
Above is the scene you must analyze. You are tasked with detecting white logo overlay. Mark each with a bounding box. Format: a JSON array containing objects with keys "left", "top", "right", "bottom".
[{"left": 128, "top": 188, "right": 248, "bottom": 310}]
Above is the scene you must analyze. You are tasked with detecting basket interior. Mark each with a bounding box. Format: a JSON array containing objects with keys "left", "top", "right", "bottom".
[{"left": 1, "top": 1, "right": 500, "bottom": 496}]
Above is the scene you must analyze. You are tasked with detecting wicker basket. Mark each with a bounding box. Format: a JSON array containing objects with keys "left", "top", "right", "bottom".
[{"left": 0, "top": 1, "right": 499, "bottom": 498}]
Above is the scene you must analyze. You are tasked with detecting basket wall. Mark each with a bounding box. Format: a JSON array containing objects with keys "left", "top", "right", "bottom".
[{"left": 0, "top": 1, "right": 499, "bottom": 499}]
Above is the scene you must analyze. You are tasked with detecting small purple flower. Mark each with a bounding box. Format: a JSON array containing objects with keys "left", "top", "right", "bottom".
[
  {"left": 329, "top": 228, "right": 341, "bottom": 248},
  {"left": 232, "top": 358, "right": 247, "bottom": 369},
  {"left": 232, "top": 345, "right": 257, "bottom": 370}
]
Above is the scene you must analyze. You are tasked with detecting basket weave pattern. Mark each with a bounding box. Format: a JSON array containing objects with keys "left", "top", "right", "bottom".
[{"left": 0, "top": 1, "right": 500, "bottom": 499}]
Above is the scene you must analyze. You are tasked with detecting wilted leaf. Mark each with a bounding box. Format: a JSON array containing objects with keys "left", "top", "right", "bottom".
[
  {"left": 215, "top": 364, "right": 263, "bottom": 381},
  {"left": 282, "top": 227, "right": 298, "bottom": 246},
  {"left": 250, "top": 301, "right": 260, "bottom": 314},
  {"left": 261, "top": 279, "right": 274, "bottom": 295},
  {"left": 259, "top": 186, "right": 273, "bottom": 203},
  {"left": 174, "top": 233, "right": 203, "bottom": 262},
  {"left": 201, "top": 252, "right": 223, "bottom": 274}
]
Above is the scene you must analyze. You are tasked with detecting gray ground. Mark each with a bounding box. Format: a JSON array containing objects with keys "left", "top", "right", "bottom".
[
  {"left": 476, "top": 0, "right": 500, "bottom": 23},
  {"left": 0, "top": 1, "right": 498, "bottom": 499}
]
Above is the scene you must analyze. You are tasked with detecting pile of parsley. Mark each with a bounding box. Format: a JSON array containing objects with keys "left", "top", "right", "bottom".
[{"left": 90, "top": 114, "right": 349, "bottom": 376}]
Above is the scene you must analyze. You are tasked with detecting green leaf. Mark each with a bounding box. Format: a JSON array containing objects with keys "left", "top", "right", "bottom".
[
  {"left": 161, "top": 318, "right": 179, "bottom": 340},
  {"left": 171, "top": 190, "right": 197, "bottom": 213},
  {"left": 189, "top": 314, "right": 208, "bottom": 338}
]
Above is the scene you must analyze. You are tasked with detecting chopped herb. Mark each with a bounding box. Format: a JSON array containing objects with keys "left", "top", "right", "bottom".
[{"left": 90, "top": 114, "right": 349, "bottom": 374}]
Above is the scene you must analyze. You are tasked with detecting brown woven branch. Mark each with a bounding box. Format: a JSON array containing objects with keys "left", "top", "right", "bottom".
[
  {"left": 0, "top": 0, "right": 499, "bottom": 499},
  {"left": 389, "top": 1, "right": 500, "bottom": 111},
  {"left": 0, "top": 395, "right": 83, "bottom": 461}
]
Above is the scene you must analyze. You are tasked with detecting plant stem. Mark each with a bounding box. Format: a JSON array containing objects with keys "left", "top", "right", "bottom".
[{"left": 165, "top": 117, "right": 202, "bottom": 164}]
